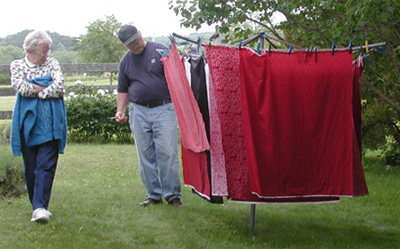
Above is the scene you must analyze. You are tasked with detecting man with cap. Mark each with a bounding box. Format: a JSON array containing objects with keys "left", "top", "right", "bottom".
[{"left": 115, "top": 25, "right": 182, "bottom": 207}]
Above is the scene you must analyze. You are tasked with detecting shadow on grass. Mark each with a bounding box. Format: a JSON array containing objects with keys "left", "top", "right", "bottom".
[{"left": 173, "top": 198, "right": 399, "bottom": 249}]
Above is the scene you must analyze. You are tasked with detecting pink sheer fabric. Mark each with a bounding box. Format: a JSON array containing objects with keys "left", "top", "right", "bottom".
[
  {"left": 162, "top": 45, "right": 209, "bottom": 153},
  {"left": 162, "top": 45, "right": 210, "bottom": 198}
]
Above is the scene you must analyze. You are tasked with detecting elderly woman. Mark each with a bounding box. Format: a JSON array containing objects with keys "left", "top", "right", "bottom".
[{"left": 10, "top": 30, "right": 67, "bottom": 223}]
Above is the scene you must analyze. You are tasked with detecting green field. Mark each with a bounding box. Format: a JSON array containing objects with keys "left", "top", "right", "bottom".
[{"left": 0, "top": 144, "right": 399, "bottom": 249}]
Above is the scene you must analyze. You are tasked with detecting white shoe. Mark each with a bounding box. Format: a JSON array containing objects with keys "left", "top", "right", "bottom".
[{"left": 31, "top": 208, "right": 50, "bottom": 223}]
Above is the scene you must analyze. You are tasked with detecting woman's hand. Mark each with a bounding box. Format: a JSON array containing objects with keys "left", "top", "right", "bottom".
[{"left": 33, "top": 84, "right": 47, "bottom": 94}]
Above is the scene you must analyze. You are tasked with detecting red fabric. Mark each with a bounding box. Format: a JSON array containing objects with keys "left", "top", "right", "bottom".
[
  {"left": 181, "top": 144, "right": 210, "bottom": 199},
  {"left": 161, "top": 45, "right": 210, "bottom": 153},
  {"left": 162, "top": 45, "right": 210, "bottom": 198},
  {"left": 206, "top": 46, "right": 249, "bottom": 200},
  {"left": 239, "top": 48, "right": 368, "bottom": 197},
  {"left": 207, "top": 45, "right": 339, "bottom": 203}
]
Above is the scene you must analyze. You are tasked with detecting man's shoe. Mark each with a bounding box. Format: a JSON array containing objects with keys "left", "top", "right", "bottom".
[
  {"left": 139, "top": 198, "right": 162, "bottom": 207},
  {"left": 31, "top": 208, "right": 50, "bottom": 223},
  {"left": 168, "top": 197, "right": 183, "bottom": 207}
]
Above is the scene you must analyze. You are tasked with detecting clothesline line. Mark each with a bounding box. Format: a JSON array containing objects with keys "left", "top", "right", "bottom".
[{"left": 171, "top": 32, "right": 386, "bottom": 54}]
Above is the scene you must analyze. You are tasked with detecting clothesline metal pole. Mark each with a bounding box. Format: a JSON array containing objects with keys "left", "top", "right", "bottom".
[
  {"left": 351, "top": 42, "right": 386, "bottom": 51},
  {"left": 249, "top": 204, "right": 256, "bottom": 231},
  {"left": 248, "top": 34, "right": 266, "bottom": 232}
]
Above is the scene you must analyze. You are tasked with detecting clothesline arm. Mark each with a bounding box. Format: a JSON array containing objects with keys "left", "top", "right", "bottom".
[
  {"left": 172, "top": 33, "right": 207, "bottom": 47},
  {"left": 172, "top": 32, "right": 385, "bottom": 54}
]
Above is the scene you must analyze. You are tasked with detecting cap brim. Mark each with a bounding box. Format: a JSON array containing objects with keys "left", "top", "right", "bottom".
[{"left": 122, "top": 33, "right": 139, "bottom": 46}]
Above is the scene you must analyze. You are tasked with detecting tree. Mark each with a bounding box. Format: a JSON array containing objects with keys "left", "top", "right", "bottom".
[
  {"left": 73, "top": 15, "right": 126, "bottom": 63},
  {"left": 0, "top": 45, "right": 24, "bottom": 64},
  {"left": 0, "top": 30, "right": 74, "bottom": 51},
  {"left": 170, "top": 0, "right": 400, "bottom": 161}
]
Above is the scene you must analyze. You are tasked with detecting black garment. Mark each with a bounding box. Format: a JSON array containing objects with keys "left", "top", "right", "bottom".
[{"left": 189, "top": 55, "right": 223, "bottom": 204}]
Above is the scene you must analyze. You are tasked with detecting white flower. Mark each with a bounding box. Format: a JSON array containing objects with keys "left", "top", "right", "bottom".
[
  {"left": 75, "top": 80, "right": 83, "bottom": 85},
  {"left": 97, "top": 89, "right": 106, "bottom": 96},
  {"left": 69, "top": 92, "right": 75, "bottom": 96}
]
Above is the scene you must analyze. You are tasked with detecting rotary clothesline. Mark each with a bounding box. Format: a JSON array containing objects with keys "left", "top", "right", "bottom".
[
  {"left": 172, "top": 32, "right": 386, "bottom": 55},
  {"left": 170, "top": 33, "right": 384, "bottom": 232}
]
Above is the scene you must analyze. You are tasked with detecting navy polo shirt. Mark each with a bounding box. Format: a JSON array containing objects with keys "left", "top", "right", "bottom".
[{"left": 117, "top": 41, "right": 171, "bottom": 103}]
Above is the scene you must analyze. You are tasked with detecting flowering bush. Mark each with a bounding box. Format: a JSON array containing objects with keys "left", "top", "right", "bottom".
[{"left": 65, "top": 85, "right": 132, "bottom": 143}]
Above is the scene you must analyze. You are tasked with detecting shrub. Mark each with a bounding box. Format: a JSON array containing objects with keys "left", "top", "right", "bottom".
[
  {"left": 385, "top": 150, "right": 400, "bottom": 167},
  {"left": 0, "top": 121, "right": 11, "bottom": 143},
  {"left": 0, "top": 144, "right": 25, "bottom": 198},
  {"left": 65, "top": 85, "right": 132, "bottom": 143}
]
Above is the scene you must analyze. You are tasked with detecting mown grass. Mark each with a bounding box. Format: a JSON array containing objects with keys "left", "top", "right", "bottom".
[
  {"left": 0, "top": 96, "right": 15, "bottom": 111},
  {"left": 0, "top": 143, "right": 399, "bottom": 249}
]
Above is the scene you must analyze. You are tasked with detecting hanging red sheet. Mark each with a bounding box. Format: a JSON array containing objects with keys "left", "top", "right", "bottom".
[
  {"left": 207, "top": 46, "right": 368, "bottom": 203},
  {"left": 206, "top": 46, "right": 341, "bottom": 203},
  {"left": 238, "top": 48, "right": 368, "bottom": 198}
]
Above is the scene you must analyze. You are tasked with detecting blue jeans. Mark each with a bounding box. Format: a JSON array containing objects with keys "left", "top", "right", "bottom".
[{"left": 129, "top": 102, "right": 181, "bottom": 202}]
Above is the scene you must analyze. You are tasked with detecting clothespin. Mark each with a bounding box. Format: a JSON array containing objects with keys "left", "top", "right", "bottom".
[
  {"left": 288, "top": 45, "right": 293, "bottom": 55},
  {"left": 306, "top": 47, "right": 309, "bottom": 52},
  {"left": 348, "top": 40, "right": 353, "bottom": 54},
  {"left": 363, "top": 56, "right": 371, "bottom": 64},
  {"left": 314, "top": 47, "right": 317, "bottom": 52},
  {"left": 197, "top": 37, "right": 201, "bottom": 52},
  {"left": 376, "top": 47, "right": 387, "bottom": 52},
  {"left": 331, "top": 42, "right": 335, "bottom": 55},
  {"left": 365, "top": 40, "right": 369, "bottom": 53},
  {"left": 168, "top": 35, "right": 176, "bottom": 46},
  {"left": 239, "top": 40, "right": 242, "bottom": 50},
  {"left": 156, "top": 48, "right": 169, "bottom": 58},
  {"left": 268, "top": 44, "right": 272, "bottom": 55}
]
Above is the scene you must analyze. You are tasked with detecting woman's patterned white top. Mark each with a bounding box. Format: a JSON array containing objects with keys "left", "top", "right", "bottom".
[{"left": 10, "top": 56, "right": 64, "bottom": 99}]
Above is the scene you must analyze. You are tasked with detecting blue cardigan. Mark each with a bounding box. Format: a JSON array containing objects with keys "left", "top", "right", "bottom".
[{"left": 11, "top": 75, "right": 67, "bottom": 156}]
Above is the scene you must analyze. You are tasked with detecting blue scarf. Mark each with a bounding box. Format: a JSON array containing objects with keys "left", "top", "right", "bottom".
[{"left": 11, "top": 75, "right": 67, "bottom": 156}]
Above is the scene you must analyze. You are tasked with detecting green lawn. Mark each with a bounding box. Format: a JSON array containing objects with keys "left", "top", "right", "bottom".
[
  {"left": 0, "top": 144, "right": 399, "bottom": 249},
  {"left": 0, "top": 96, "right": 15, "bottom": 111},
  {"left": 64, "top": 77, "right": 113, "bottom": 87}
]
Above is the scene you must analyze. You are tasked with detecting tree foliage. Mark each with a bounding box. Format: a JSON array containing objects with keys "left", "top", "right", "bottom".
[
  {"left": 0, "top": 30, "right": 74, "bottom": 51},
  {"left": 73, "top": 15, "right": 126, "bottom": 63},
  {"left": 170, "top": 0, "right": 400, "bottom": 159},
  {"left": 0, "top": 45, "right": 24, "bottom": 64},
  {"left": 0, "top": 30, "right": 78, "bottom": 65}
]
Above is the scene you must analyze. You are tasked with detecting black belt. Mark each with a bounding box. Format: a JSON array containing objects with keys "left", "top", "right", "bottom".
[{"left": 132, "top": 99, "right": 172, "bottom": 108}]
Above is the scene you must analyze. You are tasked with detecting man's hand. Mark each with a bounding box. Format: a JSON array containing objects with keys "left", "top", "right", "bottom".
[{"left": 115, "top": 111, "right": 128, "bottom": 123}]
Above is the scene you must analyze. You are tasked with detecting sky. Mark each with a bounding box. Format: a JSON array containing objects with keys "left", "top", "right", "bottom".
[{"left": 0, "top": 0, "right": 215, "bottom": 38}]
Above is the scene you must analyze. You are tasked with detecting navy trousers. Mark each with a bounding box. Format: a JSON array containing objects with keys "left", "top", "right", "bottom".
[{"left": 21, "top": 135, "right": 59, "bottom": 210}]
